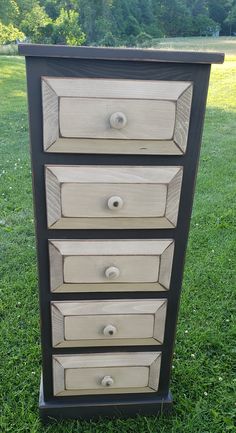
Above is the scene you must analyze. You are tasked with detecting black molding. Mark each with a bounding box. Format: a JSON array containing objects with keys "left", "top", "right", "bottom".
[
  {"left": 39, "top": 380, "right": 173, "bottom": 421},
  {"left": 18, "top": 43, "right": 224, "bottom": 64}
]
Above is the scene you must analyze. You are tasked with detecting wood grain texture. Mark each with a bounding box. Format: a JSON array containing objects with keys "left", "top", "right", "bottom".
[
  {"left": 174, "top": 85, "right": 193, "bottom": 152},
  {"left": 51, "top": 303, "right": 64, "bottom": 349},
  {"left": 49, "top": 243, "right": 63, "bottom": 291},
  {"left": 149, "top": 355, "right": 162, "bottom": 391},
  {"left": 44, "top": 77, "right": 191, "bottom": 100},
  {"left": 59, "top": 98, "right": 176, "bottom": 140},
  {"left": 22, "top": 43, "right": 216, "bottom": 416},
  {"left": 53, "top": 358, "right": 65, "bottom": 397},
  {"left": 53, "top": 352, "right": 161, "bottom": 396},
  {"left": 47, "top": 137, "right": 183, "bottom": 155},
  {"left": 45, "top": 166, "right": 182, "bottom": 229},
  {"left": 153, "top": 301, "right": 167, "bottom": 344},
  {"left": 51, "top": 239, "right": 173, "bottom": 255},
  {"left": 48, "top": 239, "right": 174, "bottom": 292},
  {"left": 49, "top": 217, "right": 175, "bottom": 229},
  {"left": 42, "top": 79, "right": 59, "bottom": 150},
  {"left": 45, "top": 168, "right": 61, "bottom": 227},
  {"left": 63, "top": 255, "right": 160, "bottom": 283},
  {"left": 166, "top": 167, "right": 183, "bottom": 226},
  {"left": 65, "top": 366, "right": 149, "bottom": 390},
  {"left": 159, "top": 242, "right": 175, "bottom": 289},
  {"left": 19, "top": 43, "right": 225, "bottom": 63},
  {"left": 51, "top": 299, "right": 167, "bottom": 347},
  {"left": 64, "top": 315, "right": 154, "bottom": 340},
  {"left": 46, "top": 165, "right": 181, "bottom": 183},
  {"left": 60, "top": 183, "right": 167, "bottom": 218},
  {"left": 42, "top": 77, "right": 192, "bottom": 154}
]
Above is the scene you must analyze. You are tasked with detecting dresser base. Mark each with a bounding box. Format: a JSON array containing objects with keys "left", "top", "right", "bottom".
[{"left": 39, "top": 382, "right": 173, "bottom": 422}]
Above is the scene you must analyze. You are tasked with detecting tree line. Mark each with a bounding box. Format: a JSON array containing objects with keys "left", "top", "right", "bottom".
[{"left": 0, "top": 0, "right": 236, "bottom": 46}]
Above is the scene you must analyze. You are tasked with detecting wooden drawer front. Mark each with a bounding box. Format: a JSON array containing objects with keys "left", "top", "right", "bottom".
[
  {"left": 49, "top": 239, "right": 174, "bottom": 292},
  {"left": 60, "top": 98, "right": 176, "bottom": 140},
  {"left": 42, "top": 77, "right": 192, "bottom": 155},
  {"left": 45, "top": 166, "right": 183, "bottom": 229},
  {"left": 53, "top": 352, "right": 161, "bottom": 396},
  {"left": 51, "top": 299, "right": 167, "bottom": 347}
]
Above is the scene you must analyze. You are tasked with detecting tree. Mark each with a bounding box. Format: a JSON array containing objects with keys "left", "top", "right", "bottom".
[
  {"left": 158, "top": 0, "right": 193, "bottom": 37},
  {"left": 0, "top": 0, "right": 233, "bottom": 47},
  {"left": 20, "top": 4, "right": 52, "bottom": 43},
  {"left": 193, "top": 13, "right": 219, "bottom": 35},
  {"left": 224, "top": 0, "right": 236, "bottom": 35},
  {"left": 0, "top": 0, "right": 19, "bottom": 25},
  {"left": 0, "top": 21, "right": 24, "bottom": 44},
  {"left": 52, "top": 8, "right": 86, "bottom": 45}
]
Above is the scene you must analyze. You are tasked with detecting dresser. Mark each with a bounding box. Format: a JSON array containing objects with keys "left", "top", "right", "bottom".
[{"left": 19, "top": 44, "right": 224, "bottom": 421}]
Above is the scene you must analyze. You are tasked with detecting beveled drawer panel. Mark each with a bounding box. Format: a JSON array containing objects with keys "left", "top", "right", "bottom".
[
  {"left": 60, "top": 98, "right": 176, "bottom": 139},
  {"left": 51, "top": 299, "right": 167, "bottom": 347},
  {"left": 45, "top": 165, "right": 183, "bottom": 229},
  {"left": 49, "top": 239, "right": 174, "bottom": 292},
  {"left": 42, "top": 77, "right": 192, "bottom": 155},
  {"left": 53, "top": 352, "right": 161, "bottom": 396}
]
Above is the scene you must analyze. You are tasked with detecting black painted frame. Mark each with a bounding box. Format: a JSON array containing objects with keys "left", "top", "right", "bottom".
[{"left": 19, "top": 44, "right": 224, "bottom": 421}]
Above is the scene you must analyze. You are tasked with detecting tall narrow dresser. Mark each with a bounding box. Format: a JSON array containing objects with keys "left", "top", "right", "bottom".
[{"left": 19, "top": 44, "right": 224, "bottom": 421}]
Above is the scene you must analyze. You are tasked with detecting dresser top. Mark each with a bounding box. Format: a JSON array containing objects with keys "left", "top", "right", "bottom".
[{"left": 18, "top": 43, "right": 224, "bottom": 64}]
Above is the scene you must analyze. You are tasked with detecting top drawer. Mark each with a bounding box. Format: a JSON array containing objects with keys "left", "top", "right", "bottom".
[{"left": 42, "top": 78, "right": 193, "bottom": 155}]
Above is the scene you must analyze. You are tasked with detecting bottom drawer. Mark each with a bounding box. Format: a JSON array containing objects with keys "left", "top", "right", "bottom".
[{"left": 53, "top": 352, "right": 161, "bottom": 396}]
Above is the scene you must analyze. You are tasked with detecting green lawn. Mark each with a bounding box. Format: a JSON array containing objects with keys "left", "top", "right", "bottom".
[
  {"left": 0, "top": 45, "right": 235, "bottom": 432},
  {"left": 152, "top": 36, "right": 236, "bottom": 55}
]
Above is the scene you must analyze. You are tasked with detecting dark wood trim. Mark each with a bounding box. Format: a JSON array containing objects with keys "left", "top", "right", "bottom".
[
  {"left": 18, "top": 43, "right": 224, "bottom": 64},
  {"left": 39, "top": 379, "right": 173, "bottom": 421}
]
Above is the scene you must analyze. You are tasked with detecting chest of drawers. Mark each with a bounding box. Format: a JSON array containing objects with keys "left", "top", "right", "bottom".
[{"left": 19, "top": 44, "right": 224, "bottom": 421}]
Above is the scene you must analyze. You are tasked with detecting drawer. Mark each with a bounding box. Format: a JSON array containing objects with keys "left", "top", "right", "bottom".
[
  {"left": 45, "top": 165, "right": 183, "bottom": 229},
  {"left": 51, "top": 299, "right": 167, "bottom": 347},
  {"left": 53, "top": 352, "right": 161, "bottom": 396},
  {"left": 42, "top": 77, "right": 192, "bottom": 155},
  {"left": 49, "top": 239, "right": 174, "bottom": 292}
]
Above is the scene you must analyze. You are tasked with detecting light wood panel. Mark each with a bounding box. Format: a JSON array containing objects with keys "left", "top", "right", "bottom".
[
  {"left": 59, "top": 98, "right": 176, "bottom": 140},
  {"left": 51, "top": 299, "right": 167, "bottom": 347},
  {"left": 44, "top": 77, "right": 191, "bottom": 99},
  {"left": 61, "top": 183, "right": 167, "bottom": 218},
  {"left": 42, "top": 77, "right": 193, "bottom": 154},
  {"left": 47, "top": 138, "right": 183, "bottom": 155},
  {"left": 65, "top": 366, "right": 149, "bottom": 390},
  {"left": 42, "top": 80, "right": 59, "bottom": 150},
  {"left": 174, "top": 85, "right": 193, "bottom": 152},
  {"left": 53, "top": 352, "right": 161, "bottom": 396},
  {"left": 45, "top": 165, "right": 183, "bottom": 229},
  {"left": 49, "top": 239, "right": 174, "bottom": 292},
  {"left": 63, "top": 256, "right": 160, "bottom": 283}
]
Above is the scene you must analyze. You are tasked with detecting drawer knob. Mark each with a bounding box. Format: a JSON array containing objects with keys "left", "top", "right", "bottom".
[
  {"left": 107, "top": 196, "right": 123, "bottom": 210},
  {"left": 110, "top": 112, "right": 127, "bottom": 129},
  {"left": 101, "top": 375, "right": 114, "bottom": 387},
  {"left": 105, "top": 266, "right": 120, "bottom": 280},
  {"left": 103, "top": 324, "right": 117, "bottom": 337}
]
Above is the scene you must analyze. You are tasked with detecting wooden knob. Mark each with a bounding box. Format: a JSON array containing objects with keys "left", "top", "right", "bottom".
[
  {"left": 107, "top": 196, "right": 123, "bottom": 210},
  {"left": 101, "top": 376, "right": 114, "bottom": 387},
  {"left": 103, "top": 324, "right": 117, "bottom": 337},
  {"left": 110, "top": 112, "right": 127, "bottom": 129},
  {"left": 105, "top": 266, "right": 120, "bottom": 280}
]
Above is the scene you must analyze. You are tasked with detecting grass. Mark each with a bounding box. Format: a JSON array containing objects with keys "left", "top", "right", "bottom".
[
  {"left": 152, "top": 36, "right": 236, "bottom": 54},
  {"left": 0, "top": 40, "right": 235, "bottom": 432},
  {"left": 0, "top": 44, "right": 18, "bottom": 56}
]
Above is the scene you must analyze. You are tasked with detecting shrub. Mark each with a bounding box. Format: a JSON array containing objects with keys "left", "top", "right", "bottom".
[
  {"left": 20, "top": 4, "right": 52, "bottom": 43},
  {"left": 0, "top": 22, "right": 25, "bottom": 44},
  {"left": 52, "top": 9, "right": 86, "bottom": 46}
]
